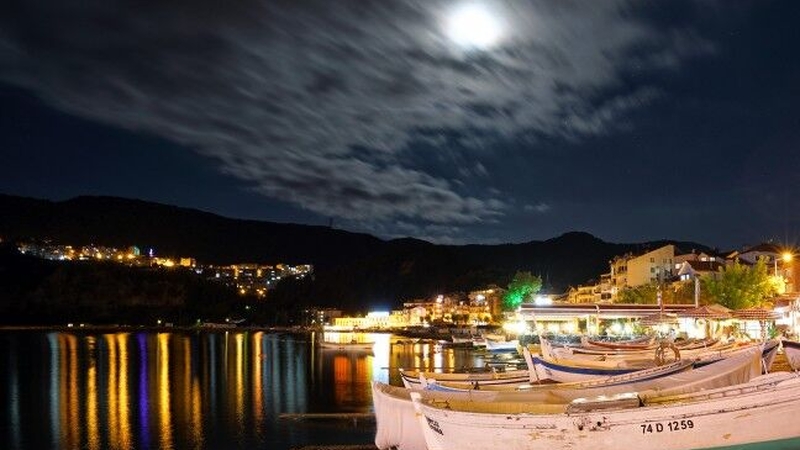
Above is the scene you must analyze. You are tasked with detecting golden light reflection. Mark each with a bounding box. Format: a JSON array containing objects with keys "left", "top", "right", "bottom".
[
  {"left": 331, "top": 352, "right": 373, "bottom": 406},
  {"left": 157, "top": 333, "right": 173, "bottom": 450},
  {"left": 117, "top": 334, "right": 132, "bottom": 450},
  {"left": 332, "top": 355, "right": 350, "bottom": 405},
  {"left": 251, "top": 332, "right": 263, "bottom": 435},
  {"left": 234, "top": 332, "right": 245, "bottom": 437},
  {"left": 190, "top": 378, "right": 203, "bottom": 448},
  {"left": 86, "top": 340, "right": 99, "bottom": 450},
  {"left": 433, "top": 346, "right": 444, "bottom": 370},
  {"left": 59, "top": 334, "right": 79, "bottom": 450},
  {"left": 106, "top": 334, "right": 119, "bottom": 449},
  {"left": 43, "top": 330, "right": 391, "bottom": 450}
]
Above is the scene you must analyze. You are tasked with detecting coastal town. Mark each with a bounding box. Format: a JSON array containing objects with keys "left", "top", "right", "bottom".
[
  {"left": 11, "top": 237, "right": 800, "bottom": 343},
  {"left": 14, "top": 239, "right": 313, "bottom": 298}
]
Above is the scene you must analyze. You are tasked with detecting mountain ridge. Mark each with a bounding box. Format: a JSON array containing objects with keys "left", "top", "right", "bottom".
[{"left": 0, "top": 193, "right": 717, "bottom": 309}]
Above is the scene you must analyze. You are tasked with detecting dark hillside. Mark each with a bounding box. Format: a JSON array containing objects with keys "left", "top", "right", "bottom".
[{"left": 0, "top": 194, "right": 716, "bottom": 310}]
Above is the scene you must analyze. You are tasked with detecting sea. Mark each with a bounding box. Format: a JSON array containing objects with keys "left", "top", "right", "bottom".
[
  {"left": 2, "top": 329, "right": 799, "bottom": 450},
  {"left": 0, "top": 329, "right": 493, "bottom": 450}
]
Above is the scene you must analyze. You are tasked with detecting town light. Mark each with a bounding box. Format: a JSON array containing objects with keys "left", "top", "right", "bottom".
[{"left": 774, "top": 251, "right": 794, "bottom": 277}]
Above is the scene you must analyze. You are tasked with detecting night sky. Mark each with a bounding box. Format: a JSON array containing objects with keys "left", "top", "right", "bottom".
[{"left": 1, "top": 1, "right": 799, "bottom": 250}]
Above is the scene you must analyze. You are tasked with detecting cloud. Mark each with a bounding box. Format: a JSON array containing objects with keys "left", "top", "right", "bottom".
[
  {"left": 524, "top": 203, "right": 552, "bottom": 214},
  {"left": 0, "top": 0, "right": 712, "bottom": 236}
]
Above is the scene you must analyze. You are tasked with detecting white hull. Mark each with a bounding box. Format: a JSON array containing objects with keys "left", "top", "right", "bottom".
[
  {"left": 783, "top": 338, "right": 800, "bottom": 370},
  {"left": 529, "top": 354, "right": 648, "bottom": 383},
  {"left": 319, "top": 341, "right": 374, "bottom": 351},
  {"left": 399, "top": 367, "right": 533, "bottom": 389},
  {"left": 374, "top": 348, "right": 762, "bottom": 450},
  {"left": 412, "top": 372, "right": 800, "bottom": 450},
  {"left": 540, "top": 339, "right": 779, "bottom": 376},
  {"left": 485, "top": 339, "right": 519, "bottom": 352},
  {"left": 429, "top": 358, "right": 693, "bottom": 392}
]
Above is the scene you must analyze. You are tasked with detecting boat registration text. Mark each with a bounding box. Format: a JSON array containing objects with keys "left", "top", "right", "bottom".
[{"left": 640, "top": 419, "right": 694, "bottom": 434}]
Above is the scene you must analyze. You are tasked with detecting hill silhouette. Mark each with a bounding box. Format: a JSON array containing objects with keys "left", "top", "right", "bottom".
[{"left": 0, "top": 194, "right": 715, "bottom": 311}]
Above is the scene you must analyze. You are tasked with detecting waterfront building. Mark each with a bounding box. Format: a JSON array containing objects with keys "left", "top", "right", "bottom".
[
  {"left": 302, "top": 308, "right": 342, "bottom": 327},
  {"left": 400, "top": 287, "right": 503, "bottom": 326},
  {"left": 518, "top": 302, "right": 696, "bottom": 335},
  {"left": 610, "top": 244, "right": 675, "bottom": 301},
  {"left": 331, "top": 311, "right": 407, "bottom": 330}
]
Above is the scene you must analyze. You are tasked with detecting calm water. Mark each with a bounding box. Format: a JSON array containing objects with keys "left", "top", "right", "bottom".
[{"left": 0, "top": 330, "right": 493, "bottom": 450}]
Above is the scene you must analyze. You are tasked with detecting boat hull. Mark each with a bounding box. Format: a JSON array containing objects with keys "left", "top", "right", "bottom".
[
  {"left": 781, "top": 338, "right": 800, "bottom": 370},
  {"left": 374, "top": 348, "right": 762, "bottom": 450},
  {"left": 412, "top": 373, "right": 800, "bottom": 450}
]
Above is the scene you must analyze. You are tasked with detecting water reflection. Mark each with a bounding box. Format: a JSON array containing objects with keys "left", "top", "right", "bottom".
[{"left": 0, "top": 331, "right": 490, "bottom": 450}]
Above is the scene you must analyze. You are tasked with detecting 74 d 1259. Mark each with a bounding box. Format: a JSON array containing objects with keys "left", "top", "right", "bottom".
[{"left": 640, "top": 419, "right": 694, "bottom": 434}]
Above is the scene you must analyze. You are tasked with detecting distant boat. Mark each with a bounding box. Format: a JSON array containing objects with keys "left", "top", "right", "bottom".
[
  {"left": 319, "top": 340, "right": 374, "bottom": 351},
  {"left": 399, "top": 365, "right": 532, "bottom": 389},
  {"left": 484, "top": 339, "right": 519, "bottom": 353},
  {"left": 449, "top": 335, "right": 473, "bottom": 345}
]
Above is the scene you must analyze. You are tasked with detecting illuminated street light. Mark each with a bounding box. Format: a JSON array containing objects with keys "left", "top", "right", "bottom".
[{"left": 775, "top": 251, "right": 794, "bottom": 276}]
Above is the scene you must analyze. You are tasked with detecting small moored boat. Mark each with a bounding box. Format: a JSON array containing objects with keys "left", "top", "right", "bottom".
[{"left": 318, "top": 340, "right": 374, "bottom": 351}]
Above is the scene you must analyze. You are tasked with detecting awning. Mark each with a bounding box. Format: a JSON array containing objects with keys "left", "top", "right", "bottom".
[
  {"left": 731, "top": 308, "right": 781, "bottom": 321},
  {"left": 676, "top": 304, "right": 731, "bottom": 320},
  {"left": 639, "top": 312, "right": 679, "bottom": 326}
]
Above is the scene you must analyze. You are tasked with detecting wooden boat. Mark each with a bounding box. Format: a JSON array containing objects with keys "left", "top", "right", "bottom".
[
  {"left": 542, "top": 337, "right": 779, "bottom": 373},
  {"left": 584, "top": 336, "right": 655, "bottom": 350},
  {"left": 554, "top": 337, "right": 725, "bottom": 357},
  {"left": 373, "top": 347, "right": 763, "bottom": 450},
  {"left": 527, "top": 344, "right": 660, "bottom": 383},
  {"left": 782, "top": 338, "right": 800, "bottom": 370},
  {"left": 471, "top": 336, "right": 487, "bottom": 348},
  {"left": 450, "top": 335, "right": 473, "bottom": 345},
  {"left": 424, "top": 357, "right": 693, "bottom": 392},
  {"left": 484, "top": 339, "right": 519, "bottom": 352},
  {"left": 399, "top": 366, "right": 532, "bottom": 389},
  {"left": 411, "top": 371, "right": 800, "bottom": 450},
  {"left": 318, "top": 339, "right": 374, "bottom": 351}
]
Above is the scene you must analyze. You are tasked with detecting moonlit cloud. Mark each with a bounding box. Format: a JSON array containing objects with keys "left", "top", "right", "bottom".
[
  {"left": 525, "top": 203, "right": 552, "bottom": 214},
  {"left": 0, "top": 0, "right": 713, "bottom": 241}
]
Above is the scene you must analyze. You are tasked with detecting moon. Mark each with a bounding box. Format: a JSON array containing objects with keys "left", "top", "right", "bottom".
[{"left": 446, "top": 4, "right": 503, "bottom": 50}]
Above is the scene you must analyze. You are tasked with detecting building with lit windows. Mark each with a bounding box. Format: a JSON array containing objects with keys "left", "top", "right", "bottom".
[{"left": 610, "top": 244, "right": 675, "bottom": 300}]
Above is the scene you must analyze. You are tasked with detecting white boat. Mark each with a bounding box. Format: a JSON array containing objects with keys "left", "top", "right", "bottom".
[
  {"left": 540, "top": 337, "right": 780, "bottom": 375},
  {"left": 318, "top": 340, "right": 374, "bottom": 351},
  {"left": 399, "top": 366, "right": 532, "bottom": 389},
  {"left": 425, "top": 357, "right": 693, "bottom": 392},
  {"left": 471, "top": 336, "right": 487, "bottom": 348},
  {"left": 782, "top": 338, "right": 800, "bottom": 370},
  {"left": 373, "top": 348, "right": 763, "bottom": 450},
  {"left": 450, "top": 335, "right": 473, "bottom": 345},
  {"left": 583, "top": 335, "right": 655, "bottom": 350},
  {"left": 484, "top": 339, "right": 519, "bottom": 352},
  {"left": 411, "top": 371, "right": 800, "bottom": 450},
  {"left": 528, "top": 352, "right": 652, "bottom": 383}
]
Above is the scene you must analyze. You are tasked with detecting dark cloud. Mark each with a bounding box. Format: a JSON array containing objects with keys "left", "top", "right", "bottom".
[{"left": 0, "top": 0, "right": 716, "bottom": 241}]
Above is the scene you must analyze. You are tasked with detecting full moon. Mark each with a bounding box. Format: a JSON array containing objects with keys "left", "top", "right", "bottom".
[{"left": 446, "top": 4, "right": 502, "bottom": 49}]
